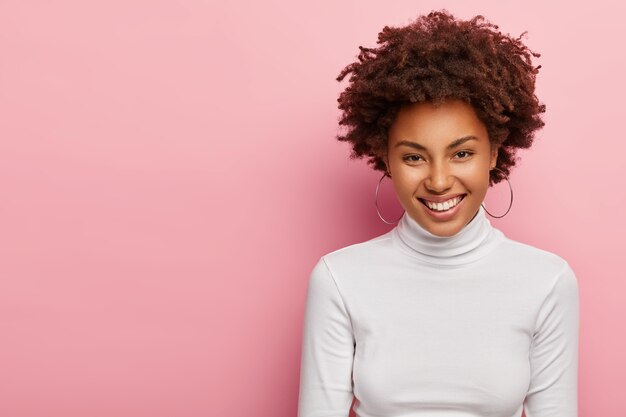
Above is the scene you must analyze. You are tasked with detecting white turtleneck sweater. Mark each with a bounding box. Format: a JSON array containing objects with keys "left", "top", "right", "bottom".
[{"left": 297, "top": 205, "right": 579, "bottom": 417}]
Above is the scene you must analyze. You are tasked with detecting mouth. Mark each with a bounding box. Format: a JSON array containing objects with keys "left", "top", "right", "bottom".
[{"left": 418, "top": 194, "right": 467, "bottom": 213}]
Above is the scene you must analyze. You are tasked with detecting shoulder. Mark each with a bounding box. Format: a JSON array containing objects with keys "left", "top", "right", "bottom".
[
  {"left": 496, "top": 234, "right": 578, "bottom": 288},
  {"left": 306, "top": 229, "right": 396, "bottom": 288},
  {"left": 318, "top": 229, "right": 396, "bottom": 269}
]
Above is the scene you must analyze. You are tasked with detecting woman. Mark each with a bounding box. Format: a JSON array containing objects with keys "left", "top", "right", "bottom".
[{"left": 297, "top": 10, "right": 579, "bottom": 417}]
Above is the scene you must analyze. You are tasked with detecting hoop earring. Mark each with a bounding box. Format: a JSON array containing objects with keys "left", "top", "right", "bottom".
[
  {"left": 481, "top": 167, "right": 513, "bottom": 218},
  {"left": 375, "top": 172, "right": 405, "bottom": 224}
]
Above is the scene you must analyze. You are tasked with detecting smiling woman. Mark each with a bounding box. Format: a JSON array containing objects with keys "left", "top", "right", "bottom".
[
  {"left": 384, "top": 99, "right": 498, "bottom": 237},
  {"left": 297, "top": 9, "right": 579, "bottom": 417}
]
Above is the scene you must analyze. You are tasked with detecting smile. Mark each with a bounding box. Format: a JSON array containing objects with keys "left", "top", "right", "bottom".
[{"left": 418, "top": 194, "right": 466, "bottom": 212}]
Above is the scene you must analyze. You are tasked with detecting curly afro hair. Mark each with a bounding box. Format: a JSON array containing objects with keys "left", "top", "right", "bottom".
[{"left": 335, "top": 9, "right": 546, "bottom": 185}]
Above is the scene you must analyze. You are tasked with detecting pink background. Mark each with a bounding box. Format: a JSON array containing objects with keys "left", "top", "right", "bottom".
[{"left": 0, "top": 1, "right": 622, "bottom": 416}]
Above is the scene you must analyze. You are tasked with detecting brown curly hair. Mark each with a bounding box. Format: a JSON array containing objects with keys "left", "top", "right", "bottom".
[{"left": 335, "top": 9, "right": 546, "bottom": 185}]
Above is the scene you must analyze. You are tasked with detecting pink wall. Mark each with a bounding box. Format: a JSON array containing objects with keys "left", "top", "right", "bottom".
[{"left": 0, "top": 1, "right": 622, "bottom": 416}]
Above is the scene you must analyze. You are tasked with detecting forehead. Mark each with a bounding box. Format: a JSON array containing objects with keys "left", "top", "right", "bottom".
[{"left": 388, "top": 99, "right": 488, "bottom": 146}]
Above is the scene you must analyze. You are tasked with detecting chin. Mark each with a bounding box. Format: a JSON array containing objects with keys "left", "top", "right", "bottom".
[
  {"left": 406, "top": 193, "right": 481, "bottom": 237},
  {"left": 408, "top": 207, "right": 472, "bottom": 237}
]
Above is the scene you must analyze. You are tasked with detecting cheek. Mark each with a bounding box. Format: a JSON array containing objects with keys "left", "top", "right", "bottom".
[
  {"left": 465, "top": 175, "right": 492, "bottom": 199},
  {"left": 391, "top": 172, "right": 423, "bottom": 197},
  {"left": 456, "top": 161, "right": 491, "bottom": 188}
]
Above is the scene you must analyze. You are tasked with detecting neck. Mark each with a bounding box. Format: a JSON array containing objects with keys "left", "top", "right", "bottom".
[{"left": 392, "top": 205, "right": 503, "bottom": 267}]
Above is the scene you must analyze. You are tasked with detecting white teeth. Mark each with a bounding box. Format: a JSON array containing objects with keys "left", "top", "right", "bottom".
[{"left": 424, "top": 196, "right": 462, "bottom": 212}]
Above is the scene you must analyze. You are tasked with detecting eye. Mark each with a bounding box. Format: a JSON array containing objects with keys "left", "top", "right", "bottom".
[
  {"left": 455, "top": 150, "right": 474, "bottom": 159},
  {"left": 403, "top": 155, "right": 423, "bottom": 163}
]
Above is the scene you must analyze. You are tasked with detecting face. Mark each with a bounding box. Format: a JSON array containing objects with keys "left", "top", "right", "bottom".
[{"left": 383, "top": 99, "right": 499, "bottom": 237}]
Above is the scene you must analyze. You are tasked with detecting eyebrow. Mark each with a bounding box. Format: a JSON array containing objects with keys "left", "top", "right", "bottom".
[{"left": 394, "top": 135, "right": 478, "bottom": 151}]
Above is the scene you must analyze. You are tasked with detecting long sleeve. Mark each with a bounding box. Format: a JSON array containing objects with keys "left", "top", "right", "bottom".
[
  {"left": 297, "top": 257, "right": 355, "bottom": 417},
  {"left": 524, "top": 262, "right": 580, "bottom": 417}
]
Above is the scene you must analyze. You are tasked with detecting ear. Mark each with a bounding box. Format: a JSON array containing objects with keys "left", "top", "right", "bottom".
[{"left": 489, "top": 144, "right": 499, "bottom": 170}]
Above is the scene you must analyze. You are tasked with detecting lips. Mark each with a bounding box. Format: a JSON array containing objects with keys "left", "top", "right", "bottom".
[
  {"left": 418, "top": 193, "right": 467, "bottom": 206},
  {"left": 417, "top": 193, "right": 467, "bottom": 220}
]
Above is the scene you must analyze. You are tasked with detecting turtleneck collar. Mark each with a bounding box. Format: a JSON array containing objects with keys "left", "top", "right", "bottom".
[{"left": 392, "top": 205, "right": 504, "bottom": 267}]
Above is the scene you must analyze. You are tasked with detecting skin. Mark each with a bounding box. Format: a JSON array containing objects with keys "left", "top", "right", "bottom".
[{"left": 381, "top": 99, "right": 499, "bottom": 237}]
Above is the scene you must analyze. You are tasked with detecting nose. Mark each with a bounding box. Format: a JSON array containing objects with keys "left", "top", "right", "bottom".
[{"left": 424, "top": 161, "right": 453, "bottom": 193}]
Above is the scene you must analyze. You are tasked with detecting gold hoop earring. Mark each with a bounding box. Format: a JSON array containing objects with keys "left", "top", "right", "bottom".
[
  {"left": 375, "top": 172, "right": 405, "bottom": 224},
  {"left": 481, "top": 167, "right": 513, "bottom": 218}
]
